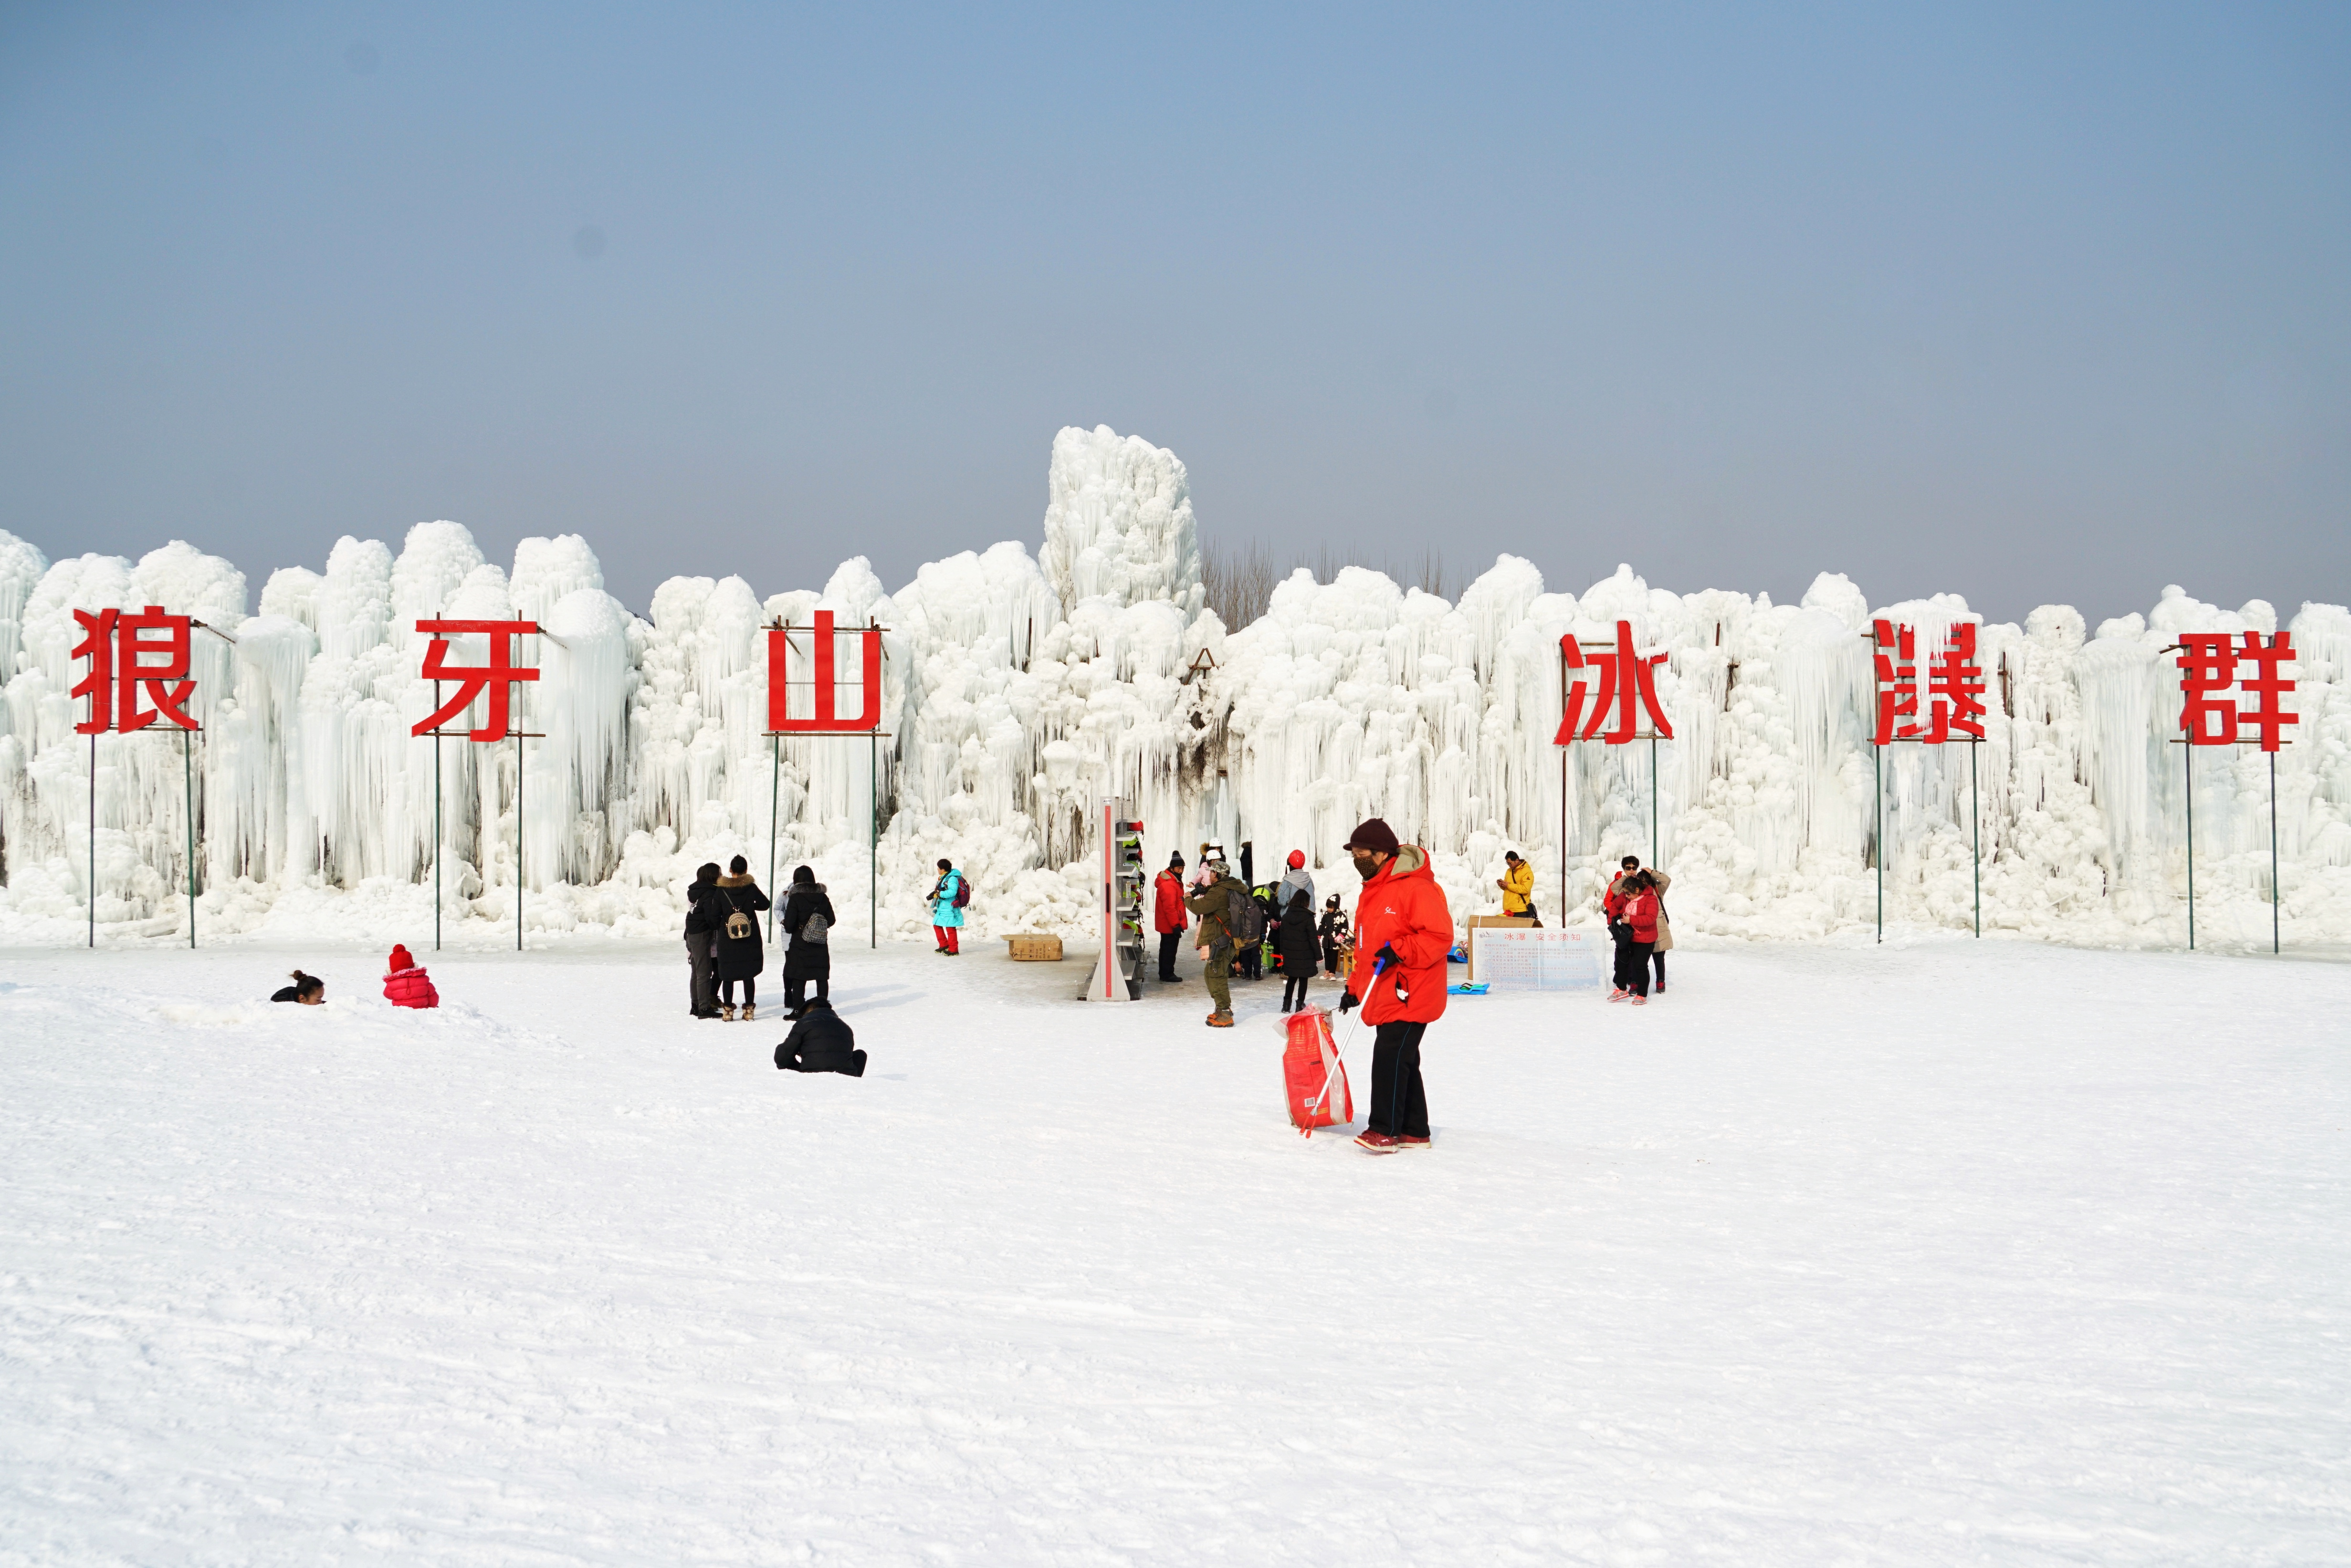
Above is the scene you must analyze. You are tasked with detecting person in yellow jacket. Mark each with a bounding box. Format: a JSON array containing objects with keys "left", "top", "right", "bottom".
[{"left": 1497, "top": 849, "right": 1539, "bottom": 925}]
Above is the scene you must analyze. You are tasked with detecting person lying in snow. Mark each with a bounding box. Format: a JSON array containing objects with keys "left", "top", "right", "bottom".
[
  {"left": 271, "top": 970, "right": 325, "bottom": 1004},
  {"left": 383, "top": 944, "right": 440, "bottom": 1009},
  {"left": 774, "top": 997, "right": 866, "bottom": 1077}
]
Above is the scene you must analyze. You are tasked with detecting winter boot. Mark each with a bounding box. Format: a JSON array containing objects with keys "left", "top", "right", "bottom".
[
  {"left": 720, "top": 1003, "right": 738, "bottom": 1021},
  {"left": 741, "top": 1003, "right": 756, "bottom": 1023},
  {"left": 1206, "top": 1009, "right": 1234, "bottom": 1027}
]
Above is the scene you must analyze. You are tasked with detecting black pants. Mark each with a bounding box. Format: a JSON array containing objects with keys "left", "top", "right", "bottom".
[
  {"left": 785, "top": 972, "right": 830, "bottom": 1009},
  {"left": 722, "top": 975, "right": 756, "bottom": 1005},
  {"left": 1651, "top": 950, "right": 1666, "bottom": 992},
  {"left": 1612, "top": 934, "right": 1652, "bottom": 996},
  {"left": 1282, "top": 972, "right": 1311, "bottom": 1011},
  {"left": 685, "top": 932, "right": 718, "bottom": 1015},
  {"left": 1158, "top": 930, "right": 1181, "bottom": 982},
  {"left": 1368, "top": 1020, "right": 1429, "bottom": 1138},
  {"left": 1238, "top": 943, "right": 1262, "bottom": 980}
]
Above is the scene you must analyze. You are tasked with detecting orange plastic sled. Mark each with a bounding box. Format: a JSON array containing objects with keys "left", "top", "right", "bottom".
[{"left": 1281, "top": 1007, "right": 1353, "bottom": 1136}]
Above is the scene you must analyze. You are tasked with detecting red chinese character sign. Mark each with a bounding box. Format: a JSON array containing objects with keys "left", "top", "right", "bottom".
[
  {"left": 412, "top": 620, "right": 542, "bottom": 740},
  {"left": 1553, "top": 622, "right": 1672, "bottom": 745},
  {"left": 2176, "top": 631, "right": 2296, "bottom": 751},
  {"left": 71, "top": 605, "right": 207, "bottom": 950},
  {"left": 72, "top": 606, "right": 199, "bottom": 734},
  {"left": 1872, "top": 619, "right": 1984, "bottom": 745},
  {"left": 768, "top": 610, "right": 883, "bottom": 733}
]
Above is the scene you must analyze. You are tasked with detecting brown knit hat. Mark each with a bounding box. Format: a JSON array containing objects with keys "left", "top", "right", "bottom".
[{"left": 1343, "top": 817, "right": 1400, "bottom": 855}]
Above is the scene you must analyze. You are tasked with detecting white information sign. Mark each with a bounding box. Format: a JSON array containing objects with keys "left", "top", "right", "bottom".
[{"left": 1469, "top": 925, "right": 1606, "bottom": 991}]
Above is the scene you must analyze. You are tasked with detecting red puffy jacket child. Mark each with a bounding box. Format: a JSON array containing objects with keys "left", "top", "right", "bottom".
[{"left": 383, "top": 943, "right": 440, "bottom": 1009}]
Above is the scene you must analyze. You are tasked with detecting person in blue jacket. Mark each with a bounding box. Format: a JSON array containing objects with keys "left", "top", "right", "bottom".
[{"left": 928, "top": 858, "right": 967, "bottom": 955}]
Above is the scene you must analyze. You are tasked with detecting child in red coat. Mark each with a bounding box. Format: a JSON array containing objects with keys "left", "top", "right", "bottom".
[{"left": 383, "top": 944, "right": 440, "bottom": 1009}]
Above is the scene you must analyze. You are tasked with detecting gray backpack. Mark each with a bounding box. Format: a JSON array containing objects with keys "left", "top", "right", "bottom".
[{"left": 1228, "top": 884, "right": 1265, "bottom": 944}]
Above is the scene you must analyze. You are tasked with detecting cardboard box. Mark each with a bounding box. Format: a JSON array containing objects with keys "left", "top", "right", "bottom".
[
  {"left": 1462, "top": 914, "right": 1538, "bottom": 982},
  {"left": 1005, "top": 932, "right": 1064, "bottom": 962}
]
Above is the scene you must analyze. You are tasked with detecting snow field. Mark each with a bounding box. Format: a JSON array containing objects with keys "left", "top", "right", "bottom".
[{"left": 2, "top": 938, "right": 2346, "bottom": 1565}]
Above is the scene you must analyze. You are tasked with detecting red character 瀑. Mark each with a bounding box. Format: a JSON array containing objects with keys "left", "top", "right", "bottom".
[
  {"left": 1872, "top": 619, "right": 1920, "bottom": 745},
  {"left": 412, "top": 620, "right": 541, "bottom": 741},
  {"left": 1554, "top": 620, "right": 1673, "bottom": 745}
]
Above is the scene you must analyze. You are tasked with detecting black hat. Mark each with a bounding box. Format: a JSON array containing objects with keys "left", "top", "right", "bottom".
[{"left": 1342, "top": 818, "right": 1400, "bottom": 856}]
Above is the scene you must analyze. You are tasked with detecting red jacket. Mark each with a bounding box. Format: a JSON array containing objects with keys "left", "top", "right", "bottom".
[
  {"left": 1616, "top": 890, "right": 1660, "bottom": 944},
  {"left": 1154, "top": 869, "right": 1189, "bottom": 934},
  {"left": 1345, "top": 847, "right": 1451, "bottom": 1025},
  {"left": 384, "top": 966, "right": 439, "bottom": 1009}
]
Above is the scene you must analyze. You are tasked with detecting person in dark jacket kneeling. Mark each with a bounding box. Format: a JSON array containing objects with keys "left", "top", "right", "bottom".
[{"left": 775, "top": 997, "right": 866, "bottom": 1077}]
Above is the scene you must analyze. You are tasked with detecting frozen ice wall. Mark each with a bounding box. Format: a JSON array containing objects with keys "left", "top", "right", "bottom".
[{"left": 2, "top": 439, "right": 2348, "bottom": 952}]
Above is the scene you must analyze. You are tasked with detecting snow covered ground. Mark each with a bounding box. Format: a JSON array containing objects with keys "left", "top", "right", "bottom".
[{"left": 2, "top": 935, "right": 2345, "bottom": 1566}]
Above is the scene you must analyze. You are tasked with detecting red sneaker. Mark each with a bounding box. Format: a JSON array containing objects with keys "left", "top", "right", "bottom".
[
  {"left": 1629, "top": 995, "right": 1648, "bottom": 1006},
  {"left": 1396, "top": 1134, "right": 1431, "bottom": 1150},
  {"left": 1607, "top": 988, "right": 1629, "bottom": 1003},
  {"left": 1353, "top": 1130, "right": 1402, "bottom": 1155}
]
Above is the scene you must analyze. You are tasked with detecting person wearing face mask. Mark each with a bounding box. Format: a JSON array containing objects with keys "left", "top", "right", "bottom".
[{"left": 1333, "top": 817, "right": 1451, "bottom": 1154}]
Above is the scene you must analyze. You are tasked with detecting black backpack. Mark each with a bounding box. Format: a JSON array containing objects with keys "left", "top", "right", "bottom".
[{"left": 1228, "top": 883, "right": 1265, "bottom": 944}]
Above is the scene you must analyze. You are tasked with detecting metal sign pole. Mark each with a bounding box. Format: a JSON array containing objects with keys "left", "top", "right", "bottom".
[
  {"left": 767, "top": 732, "right": 781, "bottom": 942},
  {"left": 2270, "top": 749, "right": 2280, "bottom": 954},
  {"left": 2185, "top": 742, "right": 2195, "bottom": 952},
  {"left": 434, "top": 680, "right": 442, "bottom": 953},
  {"left": 514, "top": 728, "right": 523, "bottom": 952},
  {"left": 1650, "top": 733, "right": 1659, "bottom": 865},
  {"left": 184, "top": 726, "right": 198, "bottom": 948},
  {"left": 1874, "top": 742, "right": 1883, "bottom": 945},
  {"left": 89, "top": 732, "right": 96, "bottom": 949},
  {"left": 870, "top": 729, "right": 878, "bottom": 950},
  {"left": 1971, "top": 738, "right": 1981, "bottom": 938}
]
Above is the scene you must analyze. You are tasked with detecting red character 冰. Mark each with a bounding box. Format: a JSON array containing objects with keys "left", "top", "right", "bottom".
[{"left": 1554, "top": 620, "right": 1673, "bottom": 745}]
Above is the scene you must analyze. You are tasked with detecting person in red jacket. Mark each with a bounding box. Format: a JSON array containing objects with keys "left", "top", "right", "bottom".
[
  {"left": 1335, "top": 817, "right": 1451, "bottom": 1154},
  {"left": 1153, "top": 853, "right": 1189, "bottom": 983},
  {"left": 383, "top": 943, "right": 440, "bottom": 1009},
  {"left": 1606, "top": 871, "right": 1661, "bottom": 1004}
]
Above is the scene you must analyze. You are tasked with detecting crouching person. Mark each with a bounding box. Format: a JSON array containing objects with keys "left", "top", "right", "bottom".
[
  {"left": 383, "top": 944, "right": 439, "bottom": 1009},
  {"left": 774, "top": 997, "right": 867, "bottom": 1077}
]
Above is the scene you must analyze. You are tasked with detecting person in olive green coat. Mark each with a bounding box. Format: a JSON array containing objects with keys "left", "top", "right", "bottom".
[{"left": 1184, "top": 856, "right": 1253, "bottom": 1026}]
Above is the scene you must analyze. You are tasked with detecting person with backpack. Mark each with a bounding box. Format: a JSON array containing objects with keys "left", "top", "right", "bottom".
[
  {"left": 682, "top": 862, "right": 728, "bottom": 1017},
  {"left": 928, "top": 858, "right": 969, "bottom": 954},
  {"left": 1274, "top": 880, "right": 1319, "bottom": 1012},
  {"left": 774, "top": 996, "right": 866, "bottom": 1077},
  {"left": 1236, "top": 884, "right": 1274, "bottom": 981},
  {"left": 712, "top": 856, "right": 771, "bottom": 1020},
  {"left": 1318, "top": 895, "right": 1351, "bottom": 976},
  {"left": 1606, "top": 855, "right": 1673, "bottom": 994},
  {"left": 779, "top": 864, "right": 837, "bottom": 1010},
  {"left": 1183, "top": 853, "right": 1257, "bottom": 1027},
  {"left": 1154, "top": 852, "right": 1189, "bottom": 983},
  {"left": 1335, "top": 817, "right": 1450, "bottom": 1154}
]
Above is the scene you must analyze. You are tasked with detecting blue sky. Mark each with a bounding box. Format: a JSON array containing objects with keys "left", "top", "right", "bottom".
[{"left": 3, "top": 1, "right": 2345, "bottom": 621}]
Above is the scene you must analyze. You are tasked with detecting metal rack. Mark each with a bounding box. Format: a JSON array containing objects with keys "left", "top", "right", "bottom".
[{"left": 1087, "top": 795, "right": 1147, "bottom": 1001}]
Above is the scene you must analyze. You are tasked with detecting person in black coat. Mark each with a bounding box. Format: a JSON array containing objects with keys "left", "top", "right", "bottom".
[
  {"left": 682, "top": 862, "right": 727, "bottom": 1018},
  {"left": 778, "top": 863, "right": 837, "bottom": 1010},
  {"left": 712, "top": 855, "right": 772, "bottom": 1020},
  {"left": 1275, "top": 889, "right": 1319, "bottom": 1012},
  {"left": 774, "top": 997, "right": 865, "bottom": 1077}
]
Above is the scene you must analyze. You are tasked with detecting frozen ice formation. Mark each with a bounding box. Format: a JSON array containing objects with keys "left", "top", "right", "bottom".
[{"left": 1, "top": 425, "right": 2347, "bottom": 951}]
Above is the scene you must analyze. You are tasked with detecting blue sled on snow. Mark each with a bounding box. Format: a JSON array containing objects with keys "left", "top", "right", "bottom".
[{"left": 1447, "top": 981, "right": 1489, "bottom": 995}]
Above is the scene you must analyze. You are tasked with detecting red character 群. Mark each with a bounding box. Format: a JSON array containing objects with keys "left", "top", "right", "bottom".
[
  {"left": 1553, "top": 620, "right": 1673, "bottom": 745},
  {"left": 412, "top": 620, "right": 541, "bottom": 741},
  {"left": 2178, "top": 631, "right": 2297, "bottom": 752}
]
